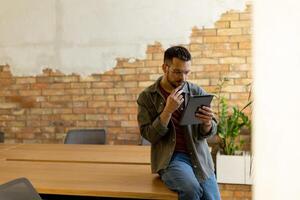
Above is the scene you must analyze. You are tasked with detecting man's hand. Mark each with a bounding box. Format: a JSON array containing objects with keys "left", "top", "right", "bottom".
[
  {"left": 160, "top": 85, "right": 184, "bottom": 126},
  {"left": 195, "top": 106, "right": 214, "bottom": 133},
  {"left": 164, "top": 85, "right": 184, "bottom": 114}
]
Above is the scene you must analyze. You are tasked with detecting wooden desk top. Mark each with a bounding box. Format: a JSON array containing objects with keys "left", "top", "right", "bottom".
[
  {"left": 0, "top": 144, "right": 150, "bottom": 165},
  {"left": 0, "top": 160, "right": 177, "bottom": 199},
  {"left": 0, "top": 144, "right": 19, "bottom": 151}
]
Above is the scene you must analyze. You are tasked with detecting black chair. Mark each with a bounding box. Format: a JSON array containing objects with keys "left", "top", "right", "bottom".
[
  {"left": 0, "top": 132, "right": 4, "bottom": 143},
  {"left": 0, "top": 177, "right": 42, "bottom": 200},
  {"left": 64, "top": 129, "right": 106, "bottom": 144}
]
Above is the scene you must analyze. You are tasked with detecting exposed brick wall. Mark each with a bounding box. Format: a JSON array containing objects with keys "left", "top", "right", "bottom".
[
  {"left": 219, "top": 184, "right": 252, "bottom": 200},
  {"left": 0, "top": 5, "right": 252, "bottom": 148}
]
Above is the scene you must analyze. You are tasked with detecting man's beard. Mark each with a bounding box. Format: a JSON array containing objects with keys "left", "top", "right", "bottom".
[{"left": 167, "top": 74, "right": 183, "bottom": 89}]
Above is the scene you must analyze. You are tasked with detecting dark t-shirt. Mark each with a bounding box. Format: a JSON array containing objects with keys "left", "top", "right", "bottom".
[{"left": 159, "top": 85, "right": 188, "bottom": 153}]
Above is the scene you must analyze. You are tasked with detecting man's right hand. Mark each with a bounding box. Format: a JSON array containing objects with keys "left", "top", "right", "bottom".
[
  {"left": 163, "top": 85, "right": 184, "bottom": 114},
  {"left": 159, "top": 85, "right": 184, "bottom": 126}
]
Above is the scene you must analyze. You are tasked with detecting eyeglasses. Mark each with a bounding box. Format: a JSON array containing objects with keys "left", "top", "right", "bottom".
[{"left": 167, "top": 65, "right": 190, "bottom": 76}]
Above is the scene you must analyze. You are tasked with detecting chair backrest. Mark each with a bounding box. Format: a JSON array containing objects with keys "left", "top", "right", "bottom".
[
  {"left": 0, "top": 177, "right": 42, "bottom": 200},
  {"left": 64, "top": 129, "right": 106, "bottom": 144},
  {"left": 140, "top": 137, "right": 151, "bottom": 145},
  {"left": 0, "top": 132, "right": 4, "bottom": 143}
]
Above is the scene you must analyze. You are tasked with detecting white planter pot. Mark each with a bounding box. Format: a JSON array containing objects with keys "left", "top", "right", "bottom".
[{"left": 216, "top": 151, "right": 253, "bottom": 185}]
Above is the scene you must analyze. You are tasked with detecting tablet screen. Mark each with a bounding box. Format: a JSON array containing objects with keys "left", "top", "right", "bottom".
[{"left": 179, "top": 95, "right": 214, "bottom": 125}]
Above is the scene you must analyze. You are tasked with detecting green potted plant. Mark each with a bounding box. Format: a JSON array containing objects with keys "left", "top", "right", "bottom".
[{"left": 215, "top": 78, "right": 253, "bottom": 184}]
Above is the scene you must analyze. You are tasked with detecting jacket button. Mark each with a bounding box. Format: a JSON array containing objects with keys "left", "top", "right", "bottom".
[
  {"left": 189, "top": 152, "right": 193, "bottom": 155},
  {"left": 172, "top": 138, "right": 175, "bottom": 142},
  {"left": 193, "top": 165, "right": 197, "bottom": 168}
]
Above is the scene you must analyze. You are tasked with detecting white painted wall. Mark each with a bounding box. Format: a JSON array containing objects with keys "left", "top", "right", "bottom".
[
  {"left": 0, "top": 0, "right": 246, "bottom": 76},
  {"left": 254, "top": 0, "right": 300, "bottom": 199}
]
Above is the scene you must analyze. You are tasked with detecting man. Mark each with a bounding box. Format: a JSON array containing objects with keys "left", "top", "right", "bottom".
[{"left": 137, "top": 46, "right": 220, "bottom": 200}]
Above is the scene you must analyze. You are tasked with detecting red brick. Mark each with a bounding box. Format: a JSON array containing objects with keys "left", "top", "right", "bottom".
[
  {"left": 86, "top": 114, "right": 108, "bottom": 121},
  {"left": 92, "top": 82, "right": 114, "bottom": 88},
  {"left": 64, "top": 89, "right": 85, "bottom": 95},
  {"left": 61, "top": 114, "right": 84, "bottom": 121},
  {"left": 217, "top": 28, "right": 242, "bottom": 35},
  {"left": 30, "top": 108, "right": 52, "bottom": 115},
  {"left": 117, "top": 107, "right": 137, "bottom": 114},
  {"left": 115, "top": 95, "right": 137, "bottom": 101},
  {"left": 72, "top": 95, "right": 93, "bottom": 101},
  {"left": 146, "top": 43, "right": 164, "bottom": 54},
  {"left": 73, "top": 108, "right": 98, "bottom": 114},
  {"left": 215, "top": 21, "right": 230, "bottom": 28},
  {"left": 79, "top": 76, "right": 102, "bottom": 82},
  {"left": 76, "top": 121, "right": 97, "bottom": 127},
  {"left": 19, "top": 90, "right": 41, "bottom": 96},
  {"left": 50, "top": 95, "right": 72, "bottom": 102},
  {"left": 108, "top": 114, "right": 129, "bottom": 121},
  {"left": 41, "top": 102, "right": 68, "bottom": 108},
  {"left": 48, "top": 83, "right": 70, "bottom": 89},
  {"left": 203, "top": 36, "right": 230, "bottom": 43},
  {"left": 43, "top": 89, "right": 65, "bottom": 96},
  {"left": 70, "top": 82, "right": 91, "bottom": 89},
  {"left": 93, "top": 95, "right": 115, "bottom": 101},
  {"left": 137, "top": 67, "right": 158, "bottom": 74},
  {"left": 220, "top": 57, "right": 246, "bottom": 64},
  {"left": 193, "top": 58, "right": 219, "bottom": 65},
  {"left": 101, "top": 75, "right": 121, "bottom": 82},
  {"left": 31, "top": 83, "right": 49, "bottom": 89},
  {"left": 230, "top": 35, "right": 251, "bottom": 42},
  {"left": 85, "top": 89, "right": 105, "bottom": 95},
  {"left": 105, "top": 88, "right": 126, "bottom": 95},
  {"left": 202, "top": 50, "right": 231, "bottom": 58},
  {"left": 53, "top": 76, "right": 79, "bottom": 83},
  {"left": 16, "top": 77, "right": 36, "bottom": 84},
  {"left": 231, "top": 20, "right": 251, "bottom": 28},
  {"left": 72, "top": 102, "right": 87, "bottom": 108},
  {"left": 115, "top": 81, "right": 137, "bottom": 88},
  {"left": 88, "top": 101, "right": 107, "bottom": 108},
  {"left": 52, "top": 108, "right": 73, "bottom": 114},
  {"left": 203, "top": 65, "right": 230, "bottom": 72},
  {"left": 121, "top": 121, "right": 138, "bottom": 127},
  {"left": 122, "top": 75, "right": 149, "bottom": 81},
  {"left": 108, "top": 102, "right": 129, "bottom": 108}
]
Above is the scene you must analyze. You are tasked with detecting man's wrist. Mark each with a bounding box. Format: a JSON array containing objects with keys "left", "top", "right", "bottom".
[
  {"left": 160, "top": 109, "right": 172, "bottom": 127},
  {"left": 203, "top": 121, "right": 212, "bottom": 127},
  {"left": 162, "top": 108, "right": 173, "bottom": 116},
  {"left": 202, "top": 122, "right": 212, "bottom": 133}
]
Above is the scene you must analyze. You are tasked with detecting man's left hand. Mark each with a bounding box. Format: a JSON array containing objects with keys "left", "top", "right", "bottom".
[{"left": 195, "top": 106, "right": 214, "bottom": 132}]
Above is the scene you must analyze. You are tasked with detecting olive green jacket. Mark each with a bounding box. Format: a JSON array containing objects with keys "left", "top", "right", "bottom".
[{"left": 137, "top": 76, "right": 217, "bottom": 181}]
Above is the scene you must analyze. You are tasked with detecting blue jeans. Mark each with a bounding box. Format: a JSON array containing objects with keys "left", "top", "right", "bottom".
[{"left": 159, "top": 152, "right": 221, "bottom": 200}]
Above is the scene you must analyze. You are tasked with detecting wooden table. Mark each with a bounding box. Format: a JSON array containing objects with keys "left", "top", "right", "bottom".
[
  {"left": 0, "top": 144, "right": 176, "bottom": 199},
  {"left": 0, "top": 144, "right": 151, "bottom": 165},
  {"left": 0, "top": 143, "right": 19, "bottom": 151},
  {"left": 0, "top": 160, "right": 176, "bottom": 199}
]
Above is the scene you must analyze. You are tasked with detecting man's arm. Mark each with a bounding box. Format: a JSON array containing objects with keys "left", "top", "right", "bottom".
[
  {"left": 137, "top": 99, "right": 169, "bottom": 144},
  {"left": 137, "top": 86, "right": 184, "bottom": 144}
]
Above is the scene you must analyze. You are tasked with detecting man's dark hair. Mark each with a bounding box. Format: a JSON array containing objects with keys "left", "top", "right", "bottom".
[{"left": 163, "top": 46, "right": 191, "bottom": 64}]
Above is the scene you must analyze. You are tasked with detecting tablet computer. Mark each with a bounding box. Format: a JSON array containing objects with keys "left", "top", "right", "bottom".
[{"left": 179, "top": 94, "right": 214, "bottom": 125}]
